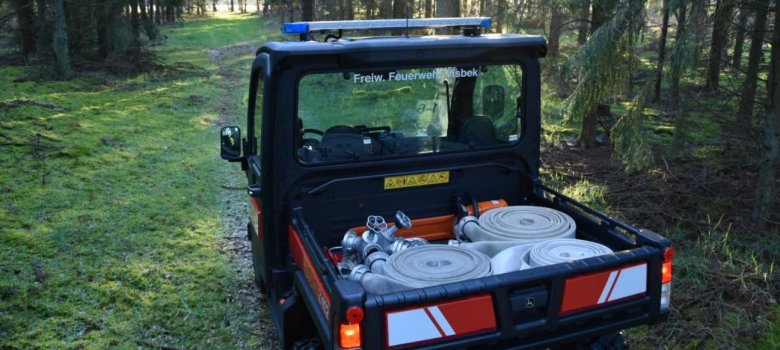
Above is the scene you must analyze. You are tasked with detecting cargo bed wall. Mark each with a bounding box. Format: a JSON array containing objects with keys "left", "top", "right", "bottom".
[{"left": 295, "top": 163, "right": 531, "bottom": 246}]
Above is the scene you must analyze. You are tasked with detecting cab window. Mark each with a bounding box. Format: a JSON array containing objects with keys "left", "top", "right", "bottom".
[{"left": 296, "top": 64, "right": 523, "bottom": 164}]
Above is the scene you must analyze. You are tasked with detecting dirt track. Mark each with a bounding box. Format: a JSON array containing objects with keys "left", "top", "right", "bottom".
[{"left": 211, "top": 44, "right": 280, "bottom": 350}]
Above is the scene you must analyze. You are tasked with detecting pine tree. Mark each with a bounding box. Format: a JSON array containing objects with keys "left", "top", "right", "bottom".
[
  {"left": 52, "top": 0, "right": 71, "bottom": 79},
  {"left": 436, "top": 0, "right": 459, "bottom": 17},
  {"left": 547, "top": 3, "right": 564, "bottom": 57},
  {"left": 705, "top": 0, "right": 736, "bottom": 91},
  {"left": 11, "top": 0, "right": 36, "bottom": 61},
  {"left": 653, "top": 0, "right": 670, "bottom": 102},
  {"left": 668, "top": 0, "right": 707, "bottom": 156},
  {"left": 732, "top": 4, "right": 749, "bottom": 71},
  {"left": 753, "top": 0, "right": 780, "bottom": 220},
  {"left": 737, "top": 0, "right": 769, "bottom": 127}
]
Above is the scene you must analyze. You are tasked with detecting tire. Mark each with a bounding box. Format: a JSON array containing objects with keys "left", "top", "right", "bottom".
[{"left": 588, "top": 331, "right": 627, "bottom": 350}]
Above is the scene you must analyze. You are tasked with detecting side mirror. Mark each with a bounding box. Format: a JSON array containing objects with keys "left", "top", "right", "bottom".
[{"left": 220, "top": 126, "right": 242, "bottom": 161}]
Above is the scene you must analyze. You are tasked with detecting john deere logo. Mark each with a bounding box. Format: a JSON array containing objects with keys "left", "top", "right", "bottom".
[{"left": 524, "top": 297, "right": 535, "bottom": 309}]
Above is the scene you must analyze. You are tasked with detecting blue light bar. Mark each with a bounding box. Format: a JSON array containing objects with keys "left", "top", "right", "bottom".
[
  {"left": 282, "top": 22, "right": 310, "bottom": 34},
  {"left": 281, "top": 17, "right": 491, "bottom": 35}
]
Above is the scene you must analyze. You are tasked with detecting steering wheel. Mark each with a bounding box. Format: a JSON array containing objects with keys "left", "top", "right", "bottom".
[{"left": 302, "top": 128, "right": 325, "bottom": 138}]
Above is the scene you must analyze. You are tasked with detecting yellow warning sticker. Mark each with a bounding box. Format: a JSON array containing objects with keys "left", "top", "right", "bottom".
[{"left": 384, "top": 171, "right": 450, "bottom": 190}]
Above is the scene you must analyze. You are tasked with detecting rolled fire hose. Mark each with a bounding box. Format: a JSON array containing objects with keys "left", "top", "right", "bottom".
[
  {"left": 457, "top": 206, "right": 576, "bottom": 243},
  {"left": 381, "top": 245, "right": 492, "bottom": 289},
  {"left": 349, "top": 264, "right": 412, "bottom": 295},
  {"left": 448, "top": 240, "right": 525, "bottom": 257},
  {"left": 491, "top": 238, "right": 613, "bottom": 274}
]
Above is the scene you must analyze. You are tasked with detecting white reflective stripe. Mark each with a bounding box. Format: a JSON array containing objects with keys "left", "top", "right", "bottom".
[
  {"left": 427, "top": 307, "right": 456, "bottom": 336},
  {"left": 387, "top": 308, "right": 442, "bottom": 346},
  {"left": 598, "top": 271, "right": 619, "bottom": 304},
  {"left": 607, "top": 264, "right": 647, "bottom": 302}
]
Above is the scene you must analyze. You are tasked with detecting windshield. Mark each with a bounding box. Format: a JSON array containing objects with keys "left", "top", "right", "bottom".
[{"left": 297, "top": 64, "right": 524, "bottom": 164}]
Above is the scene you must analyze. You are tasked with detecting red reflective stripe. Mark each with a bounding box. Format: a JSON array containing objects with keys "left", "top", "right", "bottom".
[
  {"left": 385, "top": 294, "right": 496, "bottom": 348},
  {"left": 437, "top": 294, "right": 496, "bottom": 335},
  {"left": 605, "top": 269, "right": 622, "bottom": 301},
  {"left": 560, "top": 270, "right": 613, "bottom": 314},
  {"left": 423, "top": 307, "right": 446, "bottom": 337},
  {"left": 560, "top": 263, "right": 648, "bottom": 315},
  {"left": 289, "top": 226, "right": 331, "bottom": 320}
]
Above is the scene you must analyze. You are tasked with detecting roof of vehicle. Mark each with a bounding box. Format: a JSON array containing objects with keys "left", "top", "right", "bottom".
[
  {"left": 261, "top": 17, "right": 546, "bottom": 57},
  {"left": 260, "top": 34, "right": 547, "bottom": 57}
]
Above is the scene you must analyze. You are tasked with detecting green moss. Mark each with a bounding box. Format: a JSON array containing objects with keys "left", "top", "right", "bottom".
[{"left": 0, "top": 13, "right": 270, "bottom": 349}]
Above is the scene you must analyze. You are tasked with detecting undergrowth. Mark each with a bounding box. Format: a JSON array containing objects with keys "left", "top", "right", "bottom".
[{"left": 0, "top": 12, "right": 273, "bottom": 350}]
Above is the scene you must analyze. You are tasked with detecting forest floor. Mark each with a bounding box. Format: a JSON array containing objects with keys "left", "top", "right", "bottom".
[
  {"left": 1, "top": 12, "right": 779, "bottom": 350},
  {"left": 0, "top": 12, "right": 279, "bottom": 350},
  {"left": 541, "top": 145, "right": 780, "bottom": 349}
]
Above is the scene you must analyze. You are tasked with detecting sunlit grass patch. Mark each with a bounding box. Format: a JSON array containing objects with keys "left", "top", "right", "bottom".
[{"left": 0, "top": 12, "right": 273, "bottom": 350}]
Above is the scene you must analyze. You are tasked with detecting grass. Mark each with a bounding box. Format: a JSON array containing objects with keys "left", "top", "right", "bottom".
[
  {"left": 0, "top": 12, "right": 274, "bottom": 349},
  {"left": 538, "top": 29, "right": 780, "bottom": 349},
  {"left": 2, "top": 11, "right": 778, "bottom": 350}
]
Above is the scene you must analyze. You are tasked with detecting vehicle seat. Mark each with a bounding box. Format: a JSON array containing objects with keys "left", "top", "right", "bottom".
[
  {"left": 319, "top": 126, "right": 367, "bottom": 161},
  {"left": 457, "top": 116, "right": 497, "bottom": 147}
]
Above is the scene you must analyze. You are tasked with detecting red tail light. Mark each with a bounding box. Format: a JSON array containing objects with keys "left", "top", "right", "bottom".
[
  {"left": 339, "top": 323, "right": 361, "bottom": 349},
  {"left": 662, "top": 247, "right": 674, "bottom": 284}
]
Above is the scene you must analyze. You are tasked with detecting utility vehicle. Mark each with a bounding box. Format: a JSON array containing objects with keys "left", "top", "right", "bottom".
[{"left": 220, "top": 18, "right": 673, "bottom": 350}]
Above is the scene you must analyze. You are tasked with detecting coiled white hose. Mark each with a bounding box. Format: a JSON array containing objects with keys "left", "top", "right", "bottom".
[
  {"left": 458, "top": 206, "right": 576, "bottom": 243},
  {"left": 491, "top": 238, "right": 613, "bottom": 274},
  {"left": 382, "top": 245, "right": 491, "bottom": 289},
  {"left": 527, "top": 238, "right": 613, "bottom": 267}
]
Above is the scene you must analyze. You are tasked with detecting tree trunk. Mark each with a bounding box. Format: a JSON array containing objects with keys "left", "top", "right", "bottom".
[
  {"left": 737, "top": 0, "right": 769, "bottom": 126},
  {"left": 753, "top": 0, "right": 780, "bottom": 220},
  {"left": 393, "top": 0, "right": 406, "bottom": 18},
  {"left": 367, "top": 0, "right": 375, "bottom": 18},
  {"left": 345, "top": 0, "right": 353, "bottom": 19},
  {"left": 154, "top": 0, "right": 162, "bottom": 24},
  {"left": 495, "top": 0, "right": 506, "bottom": 33},
  {"left": 52, "top": 0, "right": 71, "bottom": 79},
  {"left": 436, "top": 0, "right": 459, "bottom": 17},
  {"left": 732, "top": 4, "right": 749, "bottom": 71},
  {"left": 577, "top": 1, "right": 589, "bottom": 45},
  {"left": 230, "top": 0, "right": 234, "bottom": 11},
  {"left": 213, "top": 0, "right": 218, "bottom": 12},
  {"left": 425, "top": 0, "right": 433, "bottom": 18},
  {"left": 705, "top": 0, "right": 735, "bottom": 91},
  {"left": 669, "top": 7, "right": 686, "bottom": 116},
  {"left": 35, "top": 0, "right": 50, "bottom": 63},
  {"left": 653, "top": 0, "right": 670, "bottom": 102},
  {"left": 140, "top": 0, "right": 158, "bottom": 40},
  {"left": 379, "top": 0, "right": 393, "bottom": 18},
  {"left": 547, "top": 3, "right": 563, "bottom": 57},
  {"left": 96, "top": 0, "right": 109, "bottom": 58},
  {"left": 130, "top": 0, "right": 142, "bottom": 49},
  {"left": 301, "top": 0, "right": 313, "bottom": 20},
  {"left": 12, "top": 0, "right": 36, "bottom": 61},
  {"left": 577, "top": 0, "right": 615, "bottom": 148}
]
